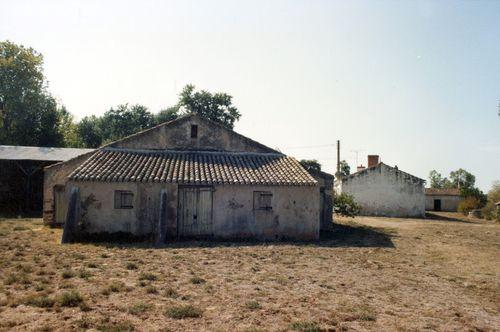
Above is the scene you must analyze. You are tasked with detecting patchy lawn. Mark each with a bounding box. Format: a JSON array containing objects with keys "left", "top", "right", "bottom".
[{"left": 0, "top": 214, "right": 498, "bottom": 331}]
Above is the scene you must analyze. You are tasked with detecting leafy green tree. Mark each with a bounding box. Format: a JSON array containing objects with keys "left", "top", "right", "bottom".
[
  {"left": 75, "top": 115, "right": 102, "bottom": 148},
  {"left": 0, "top": 40, "right": 67, "bottom": 147},
  {"left": 481, "top": 181, "right": 500, "bottom": 221},
  {"left": 450, "top": 168, "right": 475, "bottom": 190},
  {"left": 155, "top": 106, "right": 179, "bottom": 124},
  {"left": 99, "top": 104, "right": 155, "bottom": 144},
  {"left": 177, "top": 84, "right": 241, "bottom": 129},
  {"left": 460, "top": 187, "right": 487, "bottom": 208},
  {"left": 300, "top": 159, "right": 322, "bottom": 173},
  {"left": 340, "top": 160, "right": 350, "bottom": 176},
  {"left": 428, "top": 170, "right": 453, "bottom": 188},
  {"left": 333, "top": 192, "right": 361, "bottom": 217}
]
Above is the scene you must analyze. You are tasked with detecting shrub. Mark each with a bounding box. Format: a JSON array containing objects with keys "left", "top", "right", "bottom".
[
  {"left": 245, "top": 300, "right": 261, "bottom": 310},
  {"left": 458, "top": 197, "right": 481, "bottom": 215},
  {"left": 139, "top": 273, "right": 157, "bottom": 281},
  {"left": 78, "top": 269, "right": 92, "bottom": 280},
  {"left": 189, "top": 276, "right": 205, "bottom": 284},
  {"left": 481, "top": 181, "right": 500, "bottom": 221},
  {"left": 129, "top": 303, "right": 152, "bottom": 315},
  {"left": 166, "top": 305, "right": 202, "bottom": 319},
  {"left": 289, "top": 321, "right": 320, "bottom": 332},
  {"left": 334, "top": 193, "right": 361, "bottom": 217},
  {"left": 61, "top": 269, "right": 75, "bottom": 279},
  {"left": 126, "top": 262, "right": 138, "bottom": 270},
  {"left": 145, "top": 285, "right": 158, "bottom": 294},
  {"left": 57, "top": 290, "right": 84, "bottom": 307},
  {"left": 24, "top": 295, "right": 55, "bottom": 308},
  {"left": 164, "top": 287, "right": 178, "bottom": 298}
]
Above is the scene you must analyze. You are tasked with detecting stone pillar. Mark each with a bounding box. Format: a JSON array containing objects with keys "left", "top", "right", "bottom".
[
  {"left": 156, "top": 189, "right": 168, "bottom": 246},
  {"left": 61, "top": 187, "right": 80, "bottom": 244}
]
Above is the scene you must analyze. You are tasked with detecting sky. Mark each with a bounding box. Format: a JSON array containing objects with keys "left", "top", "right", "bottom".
[{"left": 1, "top": 0, "right": 499, "bottom": 191}]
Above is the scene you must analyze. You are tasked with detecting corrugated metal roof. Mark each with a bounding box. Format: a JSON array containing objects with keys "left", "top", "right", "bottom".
[
  {"left": 69, "top": 148, "right": 317, "bottom": 186},
  {"left": 0, "top": 145, "right": 94, "bottom": 161}
]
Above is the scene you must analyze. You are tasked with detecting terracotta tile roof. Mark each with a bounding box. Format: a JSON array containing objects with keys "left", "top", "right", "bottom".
[
  {"left": 69, "top": 148, "right": 317, "bottom": 186},
  {"left": 425, "top": 188, "right": 460, "bottom": 196}
]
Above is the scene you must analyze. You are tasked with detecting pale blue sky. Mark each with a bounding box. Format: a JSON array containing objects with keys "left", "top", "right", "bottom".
[{"left": 1, "top": 0, "right": 499, "bottom": 191}]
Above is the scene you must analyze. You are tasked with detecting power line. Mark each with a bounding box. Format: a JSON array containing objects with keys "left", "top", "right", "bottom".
[{"left": 281, "top": 143, "right": 336, "bottom": 149}]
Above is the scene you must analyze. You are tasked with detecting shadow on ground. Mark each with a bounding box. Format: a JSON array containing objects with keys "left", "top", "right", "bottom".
[
  {"left": 78, "top": 221, "right": 395, "bottom": 249},
  {"left": 425, "top": 212, "right": 475, "bottom": 223}
]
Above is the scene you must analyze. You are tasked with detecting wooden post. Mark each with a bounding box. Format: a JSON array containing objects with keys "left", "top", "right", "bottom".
[
  {"left": 156, "top": 189, "right": 168, "bottom": 246},
  {"left": 61, "top": 187, "right": 80, "bottom": 244}
]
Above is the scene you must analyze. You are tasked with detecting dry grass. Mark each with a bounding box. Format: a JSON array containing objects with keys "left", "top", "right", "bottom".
[{"left": 0, "top": 214, "right": 498, "bottom": 331}]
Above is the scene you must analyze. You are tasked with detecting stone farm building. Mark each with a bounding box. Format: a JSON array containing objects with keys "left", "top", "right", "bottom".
[
  {"left": 336, "top": 155, "right": 426, "bottom": 218},
  {"left": 425, "top": 188, "right": 462, "bottom": 212},
  {"left": 44, "top": 114, "right": 332, "bottom": 242}
]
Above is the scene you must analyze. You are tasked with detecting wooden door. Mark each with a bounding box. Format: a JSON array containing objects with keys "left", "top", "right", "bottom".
[
  {"left": 178, "top": 187, "right": 213, "bottom": 238},
  {"left": 54, "top": 186, "right": 65, "bottom": 225}
]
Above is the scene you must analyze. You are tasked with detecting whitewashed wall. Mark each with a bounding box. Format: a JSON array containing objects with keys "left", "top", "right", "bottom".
[{"left": 341, "top": 164, "right": 425, "bottom": 217}]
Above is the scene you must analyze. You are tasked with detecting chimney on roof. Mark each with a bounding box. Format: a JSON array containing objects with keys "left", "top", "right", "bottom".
[
  {"left": 367, "top": 155, "right": 379, "bottom": 168},
  {"left": 357, "top": 165, "right": 366, "bottom": 172}
]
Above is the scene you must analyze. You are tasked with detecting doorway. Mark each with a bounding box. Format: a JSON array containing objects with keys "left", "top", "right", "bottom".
[
  {"left": 433, "top": 199, "right": 442, "bottom": 211},
  {"left": 53, "top": 185, "right": 65, "bottom": 224},
  {"left": 178, "top": 187, "right": 213, "bottom": 238}
]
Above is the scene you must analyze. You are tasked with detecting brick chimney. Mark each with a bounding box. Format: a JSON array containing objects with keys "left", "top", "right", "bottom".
[{"left": 367, "top": 155, "right": 379, "bottom": 168}]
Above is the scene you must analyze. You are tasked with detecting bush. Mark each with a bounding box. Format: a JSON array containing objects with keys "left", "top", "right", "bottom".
[
  {"left": 24, "top": 295, "right": 55, "bottom": 308},
  {"left": 458, "top": 197, "right": 481, "bottom": 215},
  {"left": 481, "top": 181, "right": 500, "bottom": 221},
  {"left": 334, "top": 193, "right": 361, "bottom": 217},
  {"left": 166, "top": 305, "right": 202, "bottom": 319},
  {"left": 57, "top": 290, "right": 84, "bottom": 307}
]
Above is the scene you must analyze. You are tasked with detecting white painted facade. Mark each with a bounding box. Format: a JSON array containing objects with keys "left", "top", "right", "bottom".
[{"left": 339, "top": 163, "right": 425, "bottom": 218}]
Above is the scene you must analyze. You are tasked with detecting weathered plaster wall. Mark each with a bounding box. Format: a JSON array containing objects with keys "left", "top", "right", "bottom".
[
  {"left": 109, "top": 116, "right": 275, "bottom": 153},
  {"left": 341, "top": 164, "right": 425, "bottom": 217},
  {"left": 425, "top": 195, "right": 461, "bottom": 212},
  {"left": 212, "top": 185, "right": 319, "bottom": 241},
  {"left": 43, "top": 153, "right": 93, "bottom": 225},
  {"left": 65, "top": 181, "right": 319, "bottom": 241},
  {"left": 66, "top": 181, "right": 178, "bottom": 238},
  {"left": 309, "top": 171, "right": 334, "bottom": 231}
]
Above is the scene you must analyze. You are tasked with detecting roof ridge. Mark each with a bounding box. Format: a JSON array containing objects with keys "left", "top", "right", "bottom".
[{"left": 102, "top": 147, "right": 284, "bottom": 157}]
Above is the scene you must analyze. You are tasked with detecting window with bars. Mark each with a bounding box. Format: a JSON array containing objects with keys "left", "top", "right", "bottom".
[
  {"left": 114, "top": 191, "right": 134, "bottom": 209},
  {"left": 253, "top": 191, "right": 273, "bottom": 210}
]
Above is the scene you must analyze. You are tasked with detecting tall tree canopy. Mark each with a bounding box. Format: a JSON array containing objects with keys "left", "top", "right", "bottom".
[
  {"left": 429, "top": 168, "right": 486, "bottom": 208},
  {"left": 300, "top": 159, "right": 322, "bottom": 173},
  {"left": 0, "top": 41, "right": 68, "bottom": 147},
  {"left": 340, "top": 160, "right": 350, "bottom": 176},
  {"left": 177, "top": 84, "right": 241, "bottom": 129}
]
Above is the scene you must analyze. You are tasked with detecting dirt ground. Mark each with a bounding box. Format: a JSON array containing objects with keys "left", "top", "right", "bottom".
[{"left": 0, "top": 213, "right": 498, "bottom": 332}]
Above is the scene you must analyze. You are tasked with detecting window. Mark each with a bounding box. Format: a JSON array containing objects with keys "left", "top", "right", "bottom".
[
  {"left": 190, "top": 124, "right": 198, "bottom": 138},
  {"left": 114, "top": 191, "right": 134, "bottom": 209},
  {"left": 253, "top": 191, "right": 273, "bottom": 210}
]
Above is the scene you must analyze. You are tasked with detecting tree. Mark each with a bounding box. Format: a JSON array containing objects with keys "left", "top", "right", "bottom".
[
  {"left": 177, "top": 84, "right": 241, "bottom": 129},
  {"left": 333, "top": 192, "right": 361, "bottom": 217},
  {"left": 155, "top": 106, "right": 179, "bottom": 124},
  {"left": 75, "top": 115, "right": 102, "bottom": 148},
  {"left": 0, "top": 40, "right": 67, "bottom": 147},
  {"left": 340, "top": 160, "right": 350, "bottom": 176},
  {"left": 481, "top": 181, "right": 500, "bottom": 221},
  {"left": 300, "top": 159, "right": 321, "bottom": 173},
  {"left": 99, "top": 104, "right": 156, "bottom": 144},
  {"left": 449, "top": 168, "right": 475, "bottom": 190},
  {"left": 428, "top": 170, "right": 453, "bottom": 189}
]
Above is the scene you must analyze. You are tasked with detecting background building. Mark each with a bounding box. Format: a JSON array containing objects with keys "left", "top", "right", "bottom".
[
  {"left": 425, "top": 188, "right": 462, "bottom": 212},
  {"left": 336, "top": 155, "right": 426, "bottom": 218}
]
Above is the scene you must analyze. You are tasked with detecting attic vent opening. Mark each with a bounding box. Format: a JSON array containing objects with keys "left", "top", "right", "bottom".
[{"left": 190, "top": 125, "right": 198, "bottom": 138}]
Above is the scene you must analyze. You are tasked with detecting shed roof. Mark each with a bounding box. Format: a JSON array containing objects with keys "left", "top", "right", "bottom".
[
  {"left": 69, "top": 148, "right": 317, "bottom": 186},
  {"left": 425, "top": 188, "right": 460, "bottom": 196},
  {"left": 0, "top": 145, "right": 94, "bottom": 162}
]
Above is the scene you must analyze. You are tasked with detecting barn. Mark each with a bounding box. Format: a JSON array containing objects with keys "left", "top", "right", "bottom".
[
  {"left": 336, "top": 155, "right": 425, "bottom": 218},
  {"left": 425, "top": 188, "right": 462, "bottom": 212},
  {"left": 45, "top": 114, "right": 328, "bottom": 242},
  {"left": 0, "top": 145, "right": 93, "bottom": 215}
]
